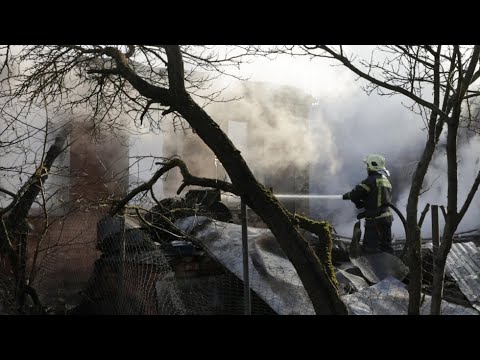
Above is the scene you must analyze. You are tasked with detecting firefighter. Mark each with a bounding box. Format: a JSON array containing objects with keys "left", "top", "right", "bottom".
[{"left": 343, "top": 154, "right": 393, "bottom": 254}]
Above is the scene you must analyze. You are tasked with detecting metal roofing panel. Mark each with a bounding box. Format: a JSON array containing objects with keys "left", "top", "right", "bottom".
[
  {"left": 445, "top": 242, "right": 480, "bottom": 311},
  {"left": 342, "top": 276, "right": 479, "bottom": 315},
  {"left": 175, "top": 216, "right": 315, "bottom": 315}
]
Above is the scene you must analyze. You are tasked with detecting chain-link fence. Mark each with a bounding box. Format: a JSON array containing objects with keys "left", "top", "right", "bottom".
[{"left": 0, "top": 271, "right": 15, "bottom": 315}]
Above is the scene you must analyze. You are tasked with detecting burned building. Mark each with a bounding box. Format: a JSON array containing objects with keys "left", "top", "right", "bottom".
[
  {"left": 24, "top": 121, "right": 130, "bottom": 313},
  {"left": 162, "top": 81, "right": 315, "bottom": 220}
]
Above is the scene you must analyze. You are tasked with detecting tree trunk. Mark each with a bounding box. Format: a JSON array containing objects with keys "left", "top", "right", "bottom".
[
  {"left": 430, "top": 239, "right": 447, "bottom": 315},
  {"left": 430, "top": 46, "right": 480, "bottom": 315},
  {"left": 0, "top": 133, "right": 67, "bottom": 312},
  {"left": 406, "top": 138, "right": 437, "bottom": 314},
  {"left": 431, "top": 120, "right": 460, "bottom": 314},
  {"left": 431, "top": 223, "right": 457, "bottom": 315}
]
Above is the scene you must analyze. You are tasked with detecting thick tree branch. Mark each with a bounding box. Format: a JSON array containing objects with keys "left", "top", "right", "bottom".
[
  {"left": 470, "top": 69, "right": 480, "bottom": 87},
  {"left": 23, "top": 285, "right": 44, "bottom": 313},
  {"left": 458, "top": 46, "right": 480, "bottom": 100},
  {"left": 125, "top": 45, "right": 135, "bottom": 58},
  {"left": 0, "top": 188, "right": 18, "bottom": 216},
  {"left": 111, "top": 157, "right": 238, "bottom": 216},
  {"left": 140, "top": 100, "right": 154, "bottom": 125},
  {"left": 0, "top": 130, "right": 68, "bottom": 311},
  {"left": 110, "top": 159, "right": 180, "bottom": 216},
  {"left": 440, "top": 205, "right": 447, "bottom": 220},
  {"left": 172, "top": 159, "right": 237, "bottom": 195},
  {"left": 165, "top": 46, "right": 186, "bottom": 95},
  {"left": 101, "top": 47, "right": 173, "bottom": 104},
  {"left": 8, "top": 134, "right": 67, "bottom": 221},
  {"left": 0, "top": 188, "right": 17, "bottom": 199},
  {"left": 438, "top": 48, "right": 458, "bottom": 136},
  {"left": 0, "top": 217, "right": 18, "bottom": 274},
  {"left": 418, "top": 203, "right": 431, "bottom": 229}
]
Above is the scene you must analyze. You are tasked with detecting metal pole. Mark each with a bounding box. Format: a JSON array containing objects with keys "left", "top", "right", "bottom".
[
  {"left": 274, "top": 194, "right": 343, "bottom": 199},
  {"left": 431, "top": 205, "right": 440, "bottom": 258},
  {"left": 113, "top": 217, "right": 126, "bottom": 314},
  {"left": 430, "top": 204, "right": 442, "bottom": 315},
  {"left": 240, "top": 197, "right": 251, "bottom": 315}
]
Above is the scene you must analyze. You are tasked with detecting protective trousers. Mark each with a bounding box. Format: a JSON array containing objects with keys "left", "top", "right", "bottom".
[{"left": 362, "top": 217, "right": 393, "bottom": 254}]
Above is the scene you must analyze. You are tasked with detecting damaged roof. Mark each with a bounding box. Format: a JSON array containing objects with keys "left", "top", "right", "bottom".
[{"left": 175, "top": 216, "right": 479, "bottom": 315}]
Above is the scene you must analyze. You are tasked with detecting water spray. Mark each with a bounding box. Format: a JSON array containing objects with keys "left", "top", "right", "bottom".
[{"left": 274, "top": 194, "right": 343, "bottom": 200}]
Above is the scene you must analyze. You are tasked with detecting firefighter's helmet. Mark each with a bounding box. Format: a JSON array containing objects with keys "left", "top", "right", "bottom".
[{"left": 363, "top": 154, "right": 390, "bottom": 176}]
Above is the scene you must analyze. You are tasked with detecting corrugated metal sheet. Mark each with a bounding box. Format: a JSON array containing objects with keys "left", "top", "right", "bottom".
[
  {"left": 175, "top": 216, "right": 480, "bottom": 315},
  {"left": 175, "top": 216, "right": 316, "bottom": 315},
  {"left": 335, "top": 268, "right": 369, "bottom": 295},
  {"left": 444, "top": 242, "right": 480, "bottom": 311},
  {"left": 350, "top": 252, "right": 408, "bottom": 283},
  {"left": 342, "top": 277, "right": 479, "bottom": 315}
]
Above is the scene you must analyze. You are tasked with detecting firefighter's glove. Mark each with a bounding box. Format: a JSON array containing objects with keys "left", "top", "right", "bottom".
[{"left": 354, "top": 201, "right": 364, "bottom": 209}]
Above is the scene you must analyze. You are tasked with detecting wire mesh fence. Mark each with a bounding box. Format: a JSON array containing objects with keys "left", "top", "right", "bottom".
[{"left": 0, "top": 271, "right": 15, "bottom": 314}]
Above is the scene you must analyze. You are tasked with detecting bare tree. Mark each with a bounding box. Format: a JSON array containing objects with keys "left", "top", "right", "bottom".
[
  {"left": 0, "top": 126, "right": 68, "bottom": 312},
  {"left": 270, "top": 45, "right": 480, "bottom": 314},
  {"left": 0, "top": 45, "right": 347, "bottom": 314}
]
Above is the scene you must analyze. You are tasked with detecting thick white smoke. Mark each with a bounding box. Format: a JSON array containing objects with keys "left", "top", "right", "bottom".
[
  {"left": 233, "top": 46, "right": 480, "bottom": 239},
  {"left": 307, "top": 93, "right": 480, "bottom": 239},
  {"left": 207, "top": 81, "right": 318, "bottom": 175},
  {"left": 308, "top": 88, "right": 427, "bottom": 238},
  {"left": 394, "top": 131, "right": 480, "bottom": 237},
  {"left": 155, "top": 63, "right": 480, "bottom": 240}
]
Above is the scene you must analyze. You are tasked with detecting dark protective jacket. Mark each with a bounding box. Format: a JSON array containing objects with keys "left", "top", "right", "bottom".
[{"left": 346, "top": 171, "right": 393, "bottom": 220}]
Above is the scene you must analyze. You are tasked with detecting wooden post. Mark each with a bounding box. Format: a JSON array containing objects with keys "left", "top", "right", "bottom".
[{"left": 240, "top": 197, "right": 251, "bottom": 315}]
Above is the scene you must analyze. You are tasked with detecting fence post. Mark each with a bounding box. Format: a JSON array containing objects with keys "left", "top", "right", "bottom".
[
  {"left": 240, "top": 197, "right": 251, "bottom": 315},
  {"left": 119, "top": 216, "right": 126, "bottom": 313},
  {"left": 431, "top": 205, "right": 439, "bottom": 259},
  {"left": 430, "top": 204, "right": 442, "bottom": 315}
]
